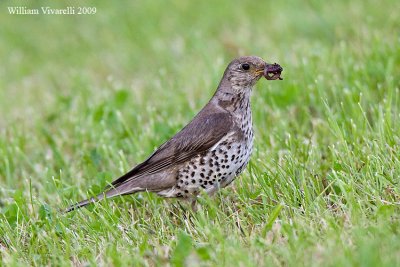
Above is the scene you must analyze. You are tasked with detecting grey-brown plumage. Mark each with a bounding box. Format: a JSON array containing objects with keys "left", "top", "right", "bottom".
[{"left": 66, "top": 56, "right": 283, "bottom": 212}]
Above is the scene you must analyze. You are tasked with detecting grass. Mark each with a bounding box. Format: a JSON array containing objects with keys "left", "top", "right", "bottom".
[{"left": 1, "top": 0, "right": 399, "bottom": 266}]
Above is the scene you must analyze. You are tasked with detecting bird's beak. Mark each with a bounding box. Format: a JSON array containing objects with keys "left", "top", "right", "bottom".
[{"left": 264, "top": 63, "right": 283, "bottom": 80}]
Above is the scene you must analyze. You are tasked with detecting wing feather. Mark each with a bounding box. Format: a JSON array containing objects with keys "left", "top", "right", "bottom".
[{"left": 108, "top": 111, "right": 233, "bottom": 189}]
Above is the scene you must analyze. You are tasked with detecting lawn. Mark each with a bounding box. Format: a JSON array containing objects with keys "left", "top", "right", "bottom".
[{"left": 1, "top": 0, "right": 399, "bottom": 266}]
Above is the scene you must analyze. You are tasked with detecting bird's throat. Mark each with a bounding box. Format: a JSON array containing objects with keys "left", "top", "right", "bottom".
[{"left": 215, "top": 88, "right": 252, "bottom": 116}]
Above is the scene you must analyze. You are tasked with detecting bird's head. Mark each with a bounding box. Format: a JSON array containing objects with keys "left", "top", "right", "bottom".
[{"left": 223, "top": 56, "right": 283, "bottom": 91}]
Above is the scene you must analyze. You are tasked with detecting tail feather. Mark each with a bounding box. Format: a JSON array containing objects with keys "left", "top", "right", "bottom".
[
  {"left": 65, "top": 171, "right": 177, "bottom": 213},
  {"left": 65, "top": 194, "right": 104, "bottom": 213},
  {"left": 65, "top": 185, "right": 144, "bottom": 213}
]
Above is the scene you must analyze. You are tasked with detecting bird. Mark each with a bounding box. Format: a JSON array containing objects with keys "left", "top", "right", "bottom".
[{"left": 66, "top": 56, "right": 283, "bottom": 212}]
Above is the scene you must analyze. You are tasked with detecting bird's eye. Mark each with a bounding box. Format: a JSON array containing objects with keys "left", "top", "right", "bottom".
[{"left": 241, "top": 63, "right": 250, "bottom": 70}]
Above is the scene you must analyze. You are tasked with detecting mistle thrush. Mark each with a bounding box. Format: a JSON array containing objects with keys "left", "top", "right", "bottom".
[{"left": 66, "top": 56, "right": 283, "bottom": 212}]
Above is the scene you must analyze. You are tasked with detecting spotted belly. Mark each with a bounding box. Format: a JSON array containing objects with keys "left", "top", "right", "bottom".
[{"left": 158, "top": 135, "right": 253, "bottom": 198}]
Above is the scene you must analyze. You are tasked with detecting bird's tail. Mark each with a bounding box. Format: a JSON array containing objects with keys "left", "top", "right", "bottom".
[
  {"left": 64, "top": 185, "right": 143, "bottom": 213},
  {"left": 64, "top": 194, "right": 105, "bottom": 213}
]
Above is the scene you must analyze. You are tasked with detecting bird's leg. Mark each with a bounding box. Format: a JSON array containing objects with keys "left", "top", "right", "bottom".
[{"left": 190, "top": 198, "right": 198, "bottom": 212}]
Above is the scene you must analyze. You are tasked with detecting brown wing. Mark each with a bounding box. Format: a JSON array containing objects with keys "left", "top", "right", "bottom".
[{"left": 108, "top": 111, "right": 233, "bottom": 189}]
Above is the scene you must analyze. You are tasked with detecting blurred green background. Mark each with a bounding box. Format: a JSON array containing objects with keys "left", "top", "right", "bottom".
[{"left": 0, "top": 0, "right": 399, "bottom": 266}]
